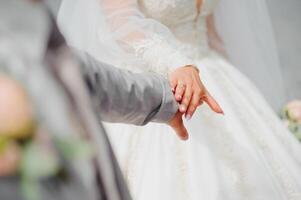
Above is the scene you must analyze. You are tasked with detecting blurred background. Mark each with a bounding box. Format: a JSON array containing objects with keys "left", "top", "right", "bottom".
[{"left": 267, "top": 0, "right": 301, "bottom": 100}]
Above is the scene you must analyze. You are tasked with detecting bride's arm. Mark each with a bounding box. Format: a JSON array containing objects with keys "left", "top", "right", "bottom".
[
  {"left": 99, "top": 0, "right": 195, "bottom": 76},
  {"left": 206, "top": 14, "right": 228, "bottom": 58}
]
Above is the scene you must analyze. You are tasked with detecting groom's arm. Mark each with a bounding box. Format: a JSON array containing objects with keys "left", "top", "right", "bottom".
[
  {"left": 43, "top": 6, "right": 187, "bottom": 139},
  {"left": 77, "top": 51, "right": 178, "bottom": 126}
]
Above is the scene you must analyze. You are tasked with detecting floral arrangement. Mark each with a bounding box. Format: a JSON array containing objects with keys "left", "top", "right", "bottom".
[
  {"left": 280, "top": 100, "right": 301, "bottom": 141},
  {"left": 0, "top": 74, "right": 93, "bottom": 200}
]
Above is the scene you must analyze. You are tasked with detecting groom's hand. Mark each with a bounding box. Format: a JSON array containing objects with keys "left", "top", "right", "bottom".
[
  {"left": 168, "top": 112, "right": 189, "bottom": 140},
  {"left": 169, "top": 65, "right": 224, "bottom": 119}
]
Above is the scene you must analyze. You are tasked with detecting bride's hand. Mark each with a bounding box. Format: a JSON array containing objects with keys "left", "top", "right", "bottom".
[{"left": 169, "top": 65, "right": 224, "bottom": 119}]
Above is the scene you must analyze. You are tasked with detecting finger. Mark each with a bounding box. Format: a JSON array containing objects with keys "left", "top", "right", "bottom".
[
  {"left": 169, "top": 79, "right": 177, "bottom": 93},
  {"left": 203, "top": 91, "right": 224, "bottom": 114},
  {"left": 173, "top": 114, "right": 189, "bottom": 140},
  {"left": 176, "top": 122, "right": 189, "bottom": 141},
  {"left": 185, "top": 92, "right": 201, "bottom": 120},
  {"left": 179, "top": 83, "right": 192, "bottom": 113},
  {"left": 198, "top": 100, "right": 204, "bottom": 106},
  {"left": 175, "top": 81, "right": 186, "bottom": 101}
]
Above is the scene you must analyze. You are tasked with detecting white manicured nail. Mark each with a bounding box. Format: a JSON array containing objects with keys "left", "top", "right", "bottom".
[
  {"left": 186, "top": 114, "right": 191, "bottom": 121},
  {"left": 180, "top": 105, "right": 186, "bottom": 112}
]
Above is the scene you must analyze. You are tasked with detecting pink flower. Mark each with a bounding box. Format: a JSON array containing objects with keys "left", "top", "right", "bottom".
[
  {"left": 0, "top": 74, "right": 35, "bottom": 139},
  {"left": 286, "top": 100, "right": 301, "bottom": 123}
]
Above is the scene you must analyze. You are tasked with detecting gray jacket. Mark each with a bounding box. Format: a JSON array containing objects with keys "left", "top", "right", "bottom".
[{"left": 79, "top": 51, "right": 178, "bottom": 125}]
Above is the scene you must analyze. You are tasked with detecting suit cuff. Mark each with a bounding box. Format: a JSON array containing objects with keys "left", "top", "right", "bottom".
[{"left": 151, "top": 75, "right": 178, "bottom": 123}]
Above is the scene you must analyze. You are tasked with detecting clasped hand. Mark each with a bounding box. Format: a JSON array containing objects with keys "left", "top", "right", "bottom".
[{"left": 167, "top": 65, "right": 224, "bottom": 140}]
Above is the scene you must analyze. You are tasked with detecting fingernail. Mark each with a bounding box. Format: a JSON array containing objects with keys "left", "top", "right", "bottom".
[
  {"left": 182, "top": 135, "right": 189, "bottom": 141},
  {"left": 185, "top": 114, "right": 191, "bottom": 121},
  {"left": 172, "top": 88, "right": 175, "bottom": 92},
  {"left": 177, "top": 95, "right": 182, "bottom": 100},
  {"left": 220, "top": 110, "right": 225, "bottom": 115},
  {"left": 179, "top": 105, "right": 186, "bottom": 112}
]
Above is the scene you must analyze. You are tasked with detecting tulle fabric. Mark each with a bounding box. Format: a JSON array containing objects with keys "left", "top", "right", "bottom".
[
  {"left": 57, "top": 0, "right": 126, "bottom": 67},
  {"left": 213, "top": 0, "right": 286, "bottom": 110},
  {"left": 58, "top": 0, "right": 194, "bottom": 76}
]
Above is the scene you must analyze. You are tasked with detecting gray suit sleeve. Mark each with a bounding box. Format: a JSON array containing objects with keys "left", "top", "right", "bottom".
[{"left": 76, "top": 51, "right": 178, "bottom": 126}]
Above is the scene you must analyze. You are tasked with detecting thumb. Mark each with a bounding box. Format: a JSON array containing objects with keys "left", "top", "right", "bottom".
[{"left": 172, "top": 113, "right": 189, "bottom": 140}]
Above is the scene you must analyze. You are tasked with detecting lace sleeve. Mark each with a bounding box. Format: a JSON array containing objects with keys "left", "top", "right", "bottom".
[{"left": 99, "top": 0, "right": 193, "bottom": 76}]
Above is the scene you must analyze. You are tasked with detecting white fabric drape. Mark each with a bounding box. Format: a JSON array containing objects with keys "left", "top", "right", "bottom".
[{"left": 213, "top": 0, "right": 286, "bottom": 110}]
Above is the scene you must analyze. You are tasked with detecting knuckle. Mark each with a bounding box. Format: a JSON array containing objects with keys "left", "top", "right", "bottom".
[
  {"left": 189, "top": 106, "right": 195, "bottom": 112},
  {"left": 191, "top": 102, "right": 198, "bottom": 107},
  {"left": 178, "top": 80, "right": 185, "bottom": 86},
  {"left": 186, "top": 88, "right": 191, "bottom": 93},
  {"left": 187, "top": 80, "right": 193, "bottom": 86},
  {"left": 195, "top": 91, "right": 202, "bottom": 99},
  {"left": 194, "top": 88, "right": 201, "bottom": 93},
  {"left": 175, "top": 90, "right": 181, "bottom": 95},
  {"left": 178, "top": 86, "right": 185, "bottom": 92},
  {"left": 200, "top": 89, "right": 206, "bottom": 96},
  {"left": 183, "top": 96, "right": 190, "bottom": 102},
  {"left": 176, "top": 88, "right": 183, "bottom": 94}
]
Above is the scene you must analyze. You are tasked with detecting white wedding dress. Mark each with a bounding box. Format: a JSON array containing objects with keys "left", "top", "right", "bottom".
[{"left": 58, "top": 0, "right": 301, "bottom": 199}]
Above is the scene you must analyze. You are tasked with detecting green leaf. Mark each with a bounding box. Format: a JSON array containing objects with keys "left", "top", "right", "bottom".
[
  {"left": 288, "top": 122, "right": 299, "bottom": 133},
  {"left": 20, "top": 142, "right": 60, "bottom": 179},
  {"left": 55, "top": 137, "right": 94, "bottom": 161},
  {"left": 280, "top": 108, "right": 289, "bottom": 119},
  {"left": 0, "top": 136, "right": 8, "bottom": 153}
]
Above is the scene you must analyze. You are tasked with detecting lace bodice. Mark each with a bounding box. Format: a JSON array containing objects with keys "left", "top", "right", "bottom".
[
  {"left": 139, "top": 0, "right": 217, "bottom": 24},
  {"left": 139, "top": 0, "right": 218, "bottom": 55}
]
